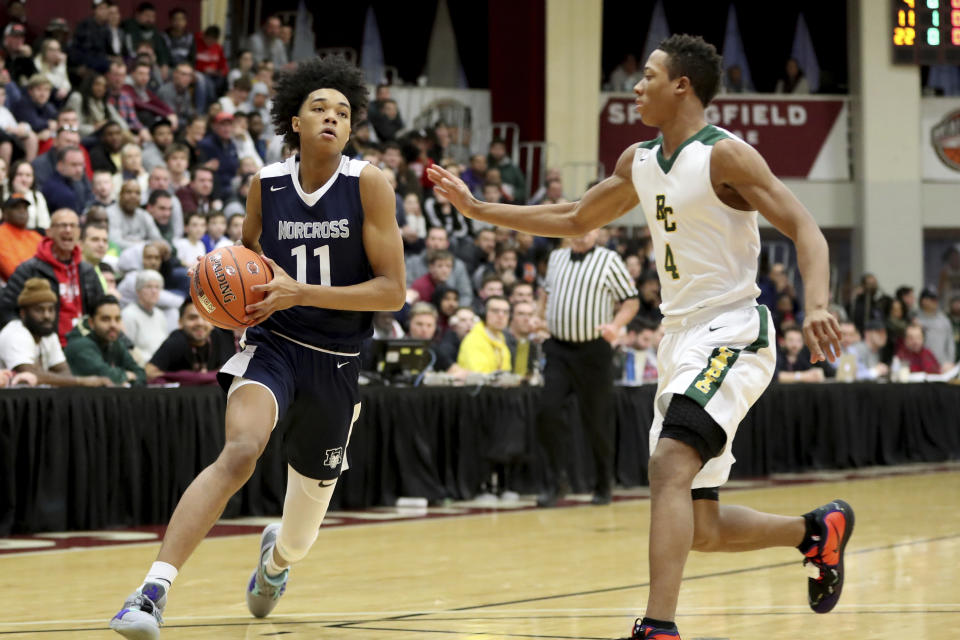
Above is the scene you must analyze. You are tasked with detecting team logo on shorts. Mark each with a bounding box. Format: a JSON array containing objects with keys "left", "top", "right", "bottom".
[
  {"left": 246, "top": 261, "right": 260, "bottom": 275},
  {"left": 323, "top": 447, "right": 344, "bottom": 469},
  {"left": 692, "top": 346, "right": 739, "bottom": 396}
]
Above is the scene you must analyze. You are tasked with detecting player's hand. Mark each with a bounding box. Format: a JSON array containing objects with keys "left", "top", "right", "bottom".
[
  {"left": 597, "top": 323, "right": 621, "bottom": 345},
  {"left": 426, "top": 165, "right": 479, "bottom": 218},
  {"left": 803, "top": 308, "right": 842, "bottom": 363},
  {"left": 185, "top": 255, "right": 203, "bottom": 280},
  {"left": 245, "top": 256, "right": 301, "bottom": 325}
]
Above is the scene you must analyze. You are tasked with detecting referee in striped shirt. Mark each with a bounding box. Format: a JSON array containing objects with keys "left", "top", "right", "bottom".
[{"left": 537, "top": 228, "right": 639, "bottom": 507}]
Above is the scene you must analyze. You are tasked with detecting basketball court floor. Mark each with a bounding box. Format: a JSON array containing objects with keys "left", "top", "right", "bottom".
[{"left": 1, "top": 462, "right": 958, "bottom": 639}]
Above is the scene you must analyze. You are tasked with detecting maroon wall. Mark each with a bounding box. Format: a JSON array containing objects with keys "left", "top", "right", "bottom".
[
  {"left": 8, "top": 0, "right": 202, "bottom": 36},
  {"left": 488, "top": 0, "right": 544, "bottom": 144}
]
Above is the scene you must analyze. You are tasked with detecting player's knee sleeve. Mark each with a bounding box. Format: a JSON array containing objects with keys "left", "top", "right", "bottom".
[{"left": 275, "top": 464, "right": 336, "bottom": 565}]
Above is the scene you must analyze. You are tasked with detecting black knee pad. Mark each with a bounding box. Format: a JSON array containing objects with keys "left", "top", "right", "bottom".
[{"left": 660, "top": 394, "right": 727, "bottom": 465}]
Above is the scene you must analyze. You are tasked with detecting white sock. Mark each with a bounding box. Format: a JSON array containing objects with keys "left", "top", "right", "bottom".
[
  {"left": 141, "top": 561, "right": 178, "bottom": 591},
  {"left": 263, "top": 544, "right": 288, "bottom": 578}
]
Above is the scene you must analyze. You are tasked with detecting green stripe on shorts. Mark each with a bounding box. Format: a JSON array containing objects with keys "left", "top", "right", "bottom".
[
  {"left": 684, "top": 346, "right": 741, "bottom": 407},
  {"left": 745, "top": 305, "right": 769, "bottom": 353}
]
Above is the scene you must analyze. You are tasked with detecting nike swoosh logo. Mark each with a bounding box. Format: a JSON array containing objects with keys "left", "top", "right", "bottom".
[
  {"left": 317, "top": 480, "right": 335, "bottom": 487},
  {"left": 337, "top": 361, "right": 349, "bottom": 368},
  {"left": 270, "top": 185, "right": 286, "bottom": 192},
  {"left": 708, "top": 325, "right": 724, "bottom": 332}
]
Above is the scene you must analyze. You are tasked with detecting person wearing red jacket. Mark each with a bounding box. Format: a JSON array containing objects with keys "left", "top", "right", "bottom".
[
  {"left": 895, "top": 324, "right": 942, "bottom": 374},
  {"left": 195, "top": 25, "right": 229, "bottom": 96}
]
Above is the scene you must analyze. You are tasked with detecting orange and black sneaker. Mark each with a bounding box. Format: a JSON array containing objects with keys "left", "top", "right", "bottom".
[
  {"left": 801, "top": 499, "right": 855, "bottom": 613},
  {"left": 618, "top": 619, "right": 682, "bottom": 639}
]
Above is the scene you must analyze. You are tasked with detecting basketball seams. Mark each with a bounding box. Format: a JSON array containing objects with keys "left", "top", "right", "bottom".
[{"left": 226, "top": 246, "right": 249, "bottom": 317}]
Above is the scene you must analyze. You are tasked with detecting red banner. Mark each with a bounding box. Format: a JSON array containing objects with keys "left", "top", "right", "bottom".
[{"left": 598, "top": 95, "right": 849, "bottom": 179}]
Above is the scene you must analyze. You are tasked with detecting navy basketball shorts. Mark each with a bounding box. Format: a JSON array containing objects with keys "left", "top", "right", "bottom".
[{"left": 218, "top": 326, "right": 362, "bottom": 481}]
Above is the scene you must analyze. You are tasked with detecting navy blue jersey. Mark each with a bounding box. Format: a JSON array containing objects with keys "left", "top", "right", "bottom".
[{"left": 257, "top": 155, "right": 373, "bottom": 349}]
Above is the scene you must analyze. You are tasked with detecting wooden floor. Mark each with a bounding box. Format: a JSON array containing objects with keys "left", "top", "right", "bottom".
[{"left": 1, "top": 466, "right": 959, "bottom": 639}]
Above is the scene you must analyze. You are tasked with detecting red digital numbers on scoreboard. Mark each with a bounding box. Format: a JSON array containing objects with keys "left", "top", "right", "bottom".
[{"left": 893, "top": 0, "right": 960, "bottom": 61}]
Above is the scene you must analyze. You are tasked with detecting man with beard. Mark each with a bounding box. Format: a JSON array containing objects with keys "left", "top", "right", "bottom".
[
  {"left": 0, "top": 277, "right": 112, "bottom": 386},
  {"left": 65, "top": 295, "right": 145, "bottom": 385},
  {"left": 145, "top": 300, "right": 237, "bottom": 384},
  {"left": 0, "top": 208, "right": 103, "bottom": 346},
  {"left": 107, "top": 180, "right": 163, "bottom": 251}
]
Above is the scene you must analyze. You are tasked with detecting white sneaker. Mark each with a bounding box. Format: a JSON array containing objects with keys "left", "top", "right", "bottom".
[
  {"left": 109, "top": 582, "right": 166, "bottom": 639},
  {"left": 245, "top": 523, "right": 289, "bottom": 618}
]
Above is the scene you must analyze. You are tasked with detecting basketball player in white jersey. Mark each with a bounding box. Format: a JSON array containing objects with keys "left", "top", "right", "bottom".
[{"left": 429, "top": 34, "right": 851, "bottom": 640}]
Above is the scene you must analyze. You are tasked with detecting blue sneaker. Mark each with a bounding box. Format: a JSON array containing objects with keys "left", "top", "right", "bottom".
[
  {"left": 246, "top": 523, "right": 289, "bottom": 618},
  {"left": 109, "top": 581, "right": 166, "bottom": 639}
]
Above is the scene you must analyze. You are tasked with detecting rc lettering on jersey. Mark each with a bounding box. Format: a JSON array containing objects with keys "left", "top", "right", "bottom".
[
  {"left": 694, "top": 346, "right": 735, "bottom": 394},
  {"left": 209, "top": 252, "right": 237, "bottom": 303},
  {"left": 655, "top": 194, "right": 676, "bottom": 232},
  {"left": 278, "top": 219, "right": 350, "bottom": 240}
]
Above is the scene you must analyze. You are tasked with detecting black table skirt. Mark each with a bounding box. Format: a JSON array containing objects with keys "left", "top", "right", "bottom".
[{"left": 2, "top": 383, "right": 959, "bottom": 535}]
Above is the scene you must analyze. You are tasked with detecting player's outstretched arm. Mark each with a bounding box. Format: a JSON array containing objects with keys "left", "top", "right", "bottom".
[
  {"left": 426, "top": 144, "right": 640, "bottom": 237},
  {"left": 711, "top": 139, "right": 841, "bottom": 363}
]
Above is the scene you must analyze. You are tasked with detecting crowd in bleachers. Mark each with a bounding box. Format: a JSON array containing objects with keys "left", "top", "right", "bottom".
[{"left": 0, "top": 3, "right": 957, "bottom": 390}]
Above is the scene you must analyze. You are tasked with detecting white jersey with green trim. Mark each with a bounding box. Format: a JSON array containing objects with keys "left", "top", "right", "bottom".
[{"left": 630, "top": 124, "right": 761, "bottom": 322}]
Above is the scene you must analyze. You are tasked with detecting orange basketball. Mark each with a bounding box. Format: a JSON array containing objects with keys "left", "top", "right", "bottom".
[{"left": 190, "top": 246, "right": 272, "bottom": 330}]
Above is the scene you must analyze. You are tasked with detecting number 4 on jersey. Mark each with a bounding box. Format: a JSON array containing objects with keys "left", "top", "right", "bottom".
[{"left": 663, "top": 243, "right": 680, "bottom": 280}]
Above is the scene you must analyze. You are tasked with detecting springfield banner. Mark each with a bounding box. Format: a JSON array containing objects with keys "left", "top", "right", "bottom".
[{"left": 599, "top": 94, "right": 850, "bottom": 180}]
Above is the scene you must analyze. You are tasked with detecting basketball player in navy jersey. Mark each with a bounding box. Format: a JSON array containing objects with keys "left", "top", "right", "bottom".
[{"left": 110, "top": 57, "right": 405, "bottom": 639}]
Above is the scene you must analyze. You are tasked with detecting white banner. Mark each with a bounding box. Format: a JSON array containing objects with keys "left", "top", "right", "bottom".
[{"left": 922, "top": 97, "right": 960, "bottom": 182}]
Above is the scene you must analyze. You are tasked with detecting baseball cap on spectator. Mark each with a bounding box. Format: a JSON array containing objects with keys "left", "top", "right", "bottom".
[
  {"left": 213, "top": 111, "right": 234, "bottom": 123},
  {"left": 47, "top": 18, "right": 70, "bottom": 33},
  {"left": 3, "top": 192, "right": 30, "bottom": 209},
  {"left": 17, "top": 278, "right": 59, "bottom": 309},
  {"left": 920, "top": 287, "right": 938, "bottom": 301},
  {"left": 3, "top": 22, "right": 26, "bottom": 38},
  {"left": 864, "top": 319, "right": 886, "bottom": 332}
]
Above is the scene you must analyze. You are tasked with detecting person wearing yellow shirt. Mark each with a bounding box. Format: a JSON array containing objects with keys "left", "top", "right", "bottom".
[{"left": 457, "top": 296, "right": 512, "bottom": 373}]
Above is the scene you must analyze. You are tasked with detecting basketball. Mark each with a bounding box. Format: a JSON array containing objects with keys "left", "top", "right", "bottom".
[{"left": 190, "top": 246, "right": 272, "bottom": 330}]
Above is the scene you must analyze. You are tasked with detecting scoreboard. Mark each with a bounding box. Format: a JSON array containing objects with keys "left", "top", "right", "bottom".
[{"left": 891, "top": 0, "right": 960, "bottom": 64}]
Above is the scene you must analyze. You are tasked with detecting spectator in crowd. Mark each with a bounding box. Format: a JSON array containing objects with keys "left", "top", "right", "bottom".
[
  {"left": 195, "top": 26, "right": 230, "bottom": 94},
  {"left": 116, "top": 143, "right": 150, "bottom": 195},
  {"left": 608, "top": 53, "right": 642, "bottom": 91},
  {"left": 505, "top": 300, "right": 545, "bottom": 378},
  {"left": 398, "top": 191, "right": 427, "bottom": 255},
  {"left": 624, "top": 254, "right": 643, "bottom": 287},
  {"left": 775, "top": 57, "right": 810, "bottom": 94},
  {"left": 915, "top": 288, "right": 955, "bottom": 367},
  {"left": 80, "top": 221, "right": 110, "bottom": 290},
  {"left": 146, "top": 300, "right": 235, "bottom": 384},
  {"left": 939, "top": 247, "right": 960, "bottom": 307},
  {"left": 88, "top": 121, "right": 126, "bottom": 174},
  {"left": 198, "top": 111, "right": 239, "bottom": 200},
  {"left": 66, "top": 73, "right": 125, "bottom": 138},
  {"left": 721, "top": 64, "right": 750, "bottom": 93},
  {"left": 201, "top": 210, "right": 231, "bottom": 251},
  {"left": 247, "top": 14, "right": 288, "bottom": 67},
  {"left": 141, "top": 118, "right": 175, "bottom": 172},
  {"left": 226, "top": 212, "right": 244, "bottom": 244},
  {"left": 435, "top": 305, "right": 476, "bottom": 368},
  {"left": 405, "top": 227, "right": 473, "bottom": 306},
  {"left": 473, "top": 242, "right": 518, "bottom": 291},
  {"left": 458, "top": 227, "right": 496, "bottom": 275},
  {"left": 41, "top": 147, "right": 93, "bottom": 213},
  {"left": 13, "top": 75, "right": 57, "bottom": 141},
  {"left": 65, "top": 295, "right": 146, "bottom": 386},
  {"left": 226, "top": 49, "right": 253, "bottom": 89},
  {"left": 539, "top": 177, "right": 567, "bottom": 205},
  {"left": 371, "top": 310, "right": 404, "bottom": 339},
  {"left": 124, "top": 60, "right": 176, "bottom": 130},
  {"left": 0, "top": 192, "right": 43, "bottom": 280},
  {"left": 32, "top": 123, "right": 81, "bottom": 186},
  {"left": 9, "top": 160, "right": 50, "bottom": 229},
  {"left": 122, "top": 2, "right": 172, "bottom": 75},
  {"left": 104, "top": 60, "right": 148, "bottom": 142},
  {"left": 507, "top": 281, "right": 535, "bottom": 307},
  {"left": 158, "top": 62, "right": 202, "bottom": 127},
  {"left": 849, "top": 319, "right": 893, "bottom": 380},
  {"left": 90, "top": 169, "right": 115, "bottom": 208},
  {"left": 105, "top": 3, "right": 126, "bottom": 59},
  {"left": 431, "top": 284, "right": 459, "bottom": 336},
  {"left": 895, "top": 324, "right": 941, "bottom": 374},
  {"left": 410, "top": 249, "right": 454, "bottom": 305},
  {"left": 406, "top": 301, "right": 461, "bottom": 374},
  {"left": 176, "top": 165, "right": 217, "bottom": 215},
  {"left": 218, "top": 75, "right": 250, "bottom": 116},
  {"left": 121, "top": 269, "right": 169, "bottom": 364},
  {"left": 0, "top": 278, "right": 112, "bottom": 386},
  {"left": 472, "top": 274, "right": 504, "bottom": 317},
  {"left": 163, "top": 8, "right": 195, "bottom": 68},
  {"left": 849, "top": 273, "right": 885, "bottom": 335},
  {"left": 4, "top": 23, "right": 38, "bottom": 85},
  {"left": 0, "top": 84, "right": 39, "bottom": 164},
  {"left": 144, "top": 188, "right": 178, "bottom": 249},
  {"left": 424, "top": 187, "right": 470, "bottom": 247},
  {"left": 777, "top": 326, "right": 827, "bottom": 382},
  {"left": 223, "top": 173, "right": 251, "bottom": 218},
  {"left": 117, "top": 240, "right": 183, "bottom": 320},
  {"left": 636, "top": 270, "right": 663, "bottom": 324},
  {"left": 896, "top": 285, "right": 917, "bottom": 320},
  {"left": 142, "top": 165, "right": 183, "bottom": 234},
  {"left": 382, "top": 141, "right": 419, "bottom": 197},
  {"left": 164, "top": 143, "right": 191, "bottom": 189},
  {"left": 461, "top": 153, "right": 486, "bottom": 198},
  {"left": 107, "top": 179, "right": 162, "bottom": 251},
  {"left": 69, "top": 0, "right": 112, "bottom": 74},
  {"left": 369, "top": 98, "right": 403, "bottom": 142},
  {"left": 886, "top": 297, "right": 909, "bottom": 347},
  {"left": 0, "top": 209, "right": 102, "bottom": 346},
  {"left": 174, "top": 212, "right": 207, "bottom": 267},
  {"left": 457, "top": 295, "right": 512, "bottom": 374},
  {"left": 243, "top": 82, "right": 272, "bottom": 139},
  {"left": 487, "top": 138, "right": 526, "bottom": 203}
]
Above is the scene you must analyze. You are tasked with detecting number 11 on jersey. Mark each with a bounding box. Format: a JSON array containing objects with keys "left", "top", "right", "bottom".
[{"left": 291, "top": 243, "right": 331, "bottom": 286}]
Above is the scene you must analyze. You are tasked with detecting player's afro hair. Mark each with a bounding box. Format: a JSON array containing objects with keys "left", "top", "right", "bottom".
[
  {"left": 271, "top": 56, "right": 369, "bottom": 149},
  {"left": 657, "top": 34, "right": 723, "bottom": 107}
]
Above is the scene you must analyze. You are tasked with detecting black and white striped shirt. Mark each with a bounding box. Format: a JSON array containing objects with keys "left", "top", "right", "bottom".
[{"left": 545, "top": 246, "right": 638, "bottom": 343}]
